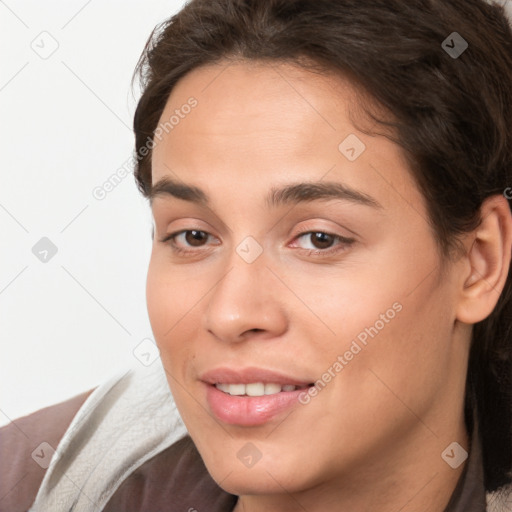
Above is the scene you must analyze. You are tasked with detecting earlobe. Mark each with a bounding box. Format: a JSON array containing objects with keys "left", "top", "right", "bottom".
[{"left": 456, "top": 195, "right": 512, "bottom": 324}]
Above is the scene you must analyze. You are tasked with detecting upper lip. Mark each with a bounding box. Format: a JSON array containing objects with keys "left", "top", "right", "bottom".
[{"left": 200, "top": 367, "right": 313, "bottom": 387}]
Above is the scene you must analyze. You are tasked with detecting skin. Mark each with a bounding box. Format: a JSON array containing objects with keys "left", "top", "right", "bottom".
[{"left": 146, "top": 60, "right": 512, "bottom": 512}]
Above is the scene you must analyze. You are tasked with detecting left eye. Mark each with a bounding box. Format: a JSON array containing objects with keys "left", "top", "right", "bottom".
[{"left": 292, "top": 231, "right": 355, "bottom": 254}]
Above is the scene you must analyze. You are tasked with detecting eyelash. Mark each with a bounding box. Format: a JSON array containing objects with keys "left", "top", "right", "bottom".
[
  {"left": 160, "top": 229, "right": 355, "bottom": 258},
  {"left": 292, "top": 228, "right": 355, "bottom": 257}
]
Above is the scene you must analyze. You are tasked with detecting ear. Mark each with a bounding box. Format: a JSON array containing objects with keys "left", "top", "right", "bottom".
[{"left": 456, "top": 194, "right": 512, "bottom": 324}]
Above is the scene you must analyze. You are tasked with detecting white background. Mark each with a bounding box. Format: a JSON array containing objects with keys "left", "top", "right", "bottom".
[
  {"left": 1, "top": 0, "right": 511, "bottom": 426},
  {"left": 0, "top": 0, "right": 186, "bottom": 425}
]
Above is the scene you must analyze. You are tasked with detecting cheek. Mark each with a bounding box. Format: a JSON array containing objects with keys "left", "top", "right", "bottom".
[
  {"left": 146, "top": 252, "right": 201, "bottom": 335},
  {"left": 145, "top": 255, "right": 198, "bottom": 369},
  {"left": 146, "top": 259, "right": 176, "bottom": 339},
  {"left": 331, "top": 274, "right": 455, "bottom": 425},
  {"left": 313, "top": 240, "right": 452, "bottom": 401}
]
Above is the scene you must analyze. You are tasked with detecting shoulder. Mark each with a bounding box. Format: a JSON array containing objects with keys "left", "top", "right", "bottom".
[
  {"left": 0, "top": 389, "right": 95, "bottom": 512},
  {"left": 26, "top": 363, "right": 235, "bottom": 511}
]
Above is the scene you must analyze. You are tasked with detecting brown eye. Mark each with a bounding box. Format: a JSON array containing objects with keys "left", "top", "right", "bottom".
[
  {"left": 161, "top": 229, "right": 219, "bottom": 255},
  {"left": 291, "top": 230, "right": 355, "bottom": 257},
  {"left": 184, "top": 230, "right": 209, "bottom": 246},
  {"left": 309, "top": 232, "right": 335, "bottom": 249}
]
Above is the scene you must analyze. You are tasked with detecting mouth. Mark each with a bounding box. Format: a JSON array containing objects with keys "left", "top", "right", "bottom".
[
  {"left": 200, "top": 367, "right": 315, "bottom": 426},
  {"left": 214, "top": 382, "right": 311, "bottom": 396}
]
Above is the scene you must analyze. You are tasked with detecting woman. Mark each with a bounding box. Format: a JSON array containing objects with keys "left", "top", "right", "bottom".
[{"left": 2, "top": 0, "right": 512, "bottom": 510}]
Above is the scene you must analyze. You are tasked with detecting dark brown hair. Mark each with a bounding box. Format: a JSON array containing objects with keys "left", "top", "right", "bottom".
[{"left": 132, "top": 0, "right": 512, "bottom": 493}]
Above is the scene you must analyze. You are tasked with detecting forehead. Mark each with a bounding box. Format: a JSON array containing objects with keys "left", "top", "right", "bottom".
[
  {"left": 150, "top": 60, "right": 423, "bottom": 214},
  {"left": 154, "top": 60, "right": 360, "bottom": 157}
]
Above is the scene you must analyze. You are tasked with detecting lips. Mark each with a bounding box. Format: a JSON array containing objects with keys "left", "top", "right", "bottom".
[
  {"left": 200, "top": 367, "right": 314, "bottom": 426},
  {"left": 200, "top": 367, "right": 312, "bottom": 388}
]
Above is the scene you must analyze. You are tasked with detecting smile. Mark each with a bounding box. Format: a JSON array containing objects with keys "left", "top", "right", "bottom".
[{"left": 214, "top": 382, "right": 309, "bottom": 396}]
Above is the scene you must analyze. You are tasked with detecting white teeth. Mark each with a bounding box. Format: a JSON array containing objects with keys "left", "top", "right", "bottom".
[
  {"left": 264, "top": 383, "right": 282, "bottom": 395},
  {"left": 227, "top": 384, "right": 245, "bottom": 396},
  {"left": 215, "top": 382, "right": 299, "bottom": 396},
  {"left": 216, "top": 383, "right": 230, "bottom": 393},
  {"left": 246, "top": 383, "right": 265, "bottom": 396}
]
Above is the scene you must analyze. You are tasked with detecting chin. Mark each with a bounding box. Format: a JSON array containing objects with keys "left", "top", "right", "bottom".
[
  {"left": 201, "top": 449, "right": 311, "bottom": 496},
  {"left": 213, "top": 467, "right": 297, "bottom": 496}
]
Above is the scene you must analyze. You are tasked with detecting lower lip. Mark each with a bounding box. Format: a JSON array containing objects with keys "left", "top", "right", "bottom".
[{"left": 204, "top": 383, "right": 308, "bottom": 426}]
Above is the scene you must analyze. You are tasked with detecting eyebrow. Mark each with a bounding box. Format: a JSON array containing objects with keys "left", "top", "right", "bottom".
[{"left": 149, "top": 176, "right": 383, "bottom": 209}]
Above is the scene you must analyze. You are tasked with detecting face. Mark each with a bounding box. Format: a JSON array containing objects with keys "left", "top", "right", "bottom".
[{"left": 146, "top": 60, "right": 468, "bottom": 495}]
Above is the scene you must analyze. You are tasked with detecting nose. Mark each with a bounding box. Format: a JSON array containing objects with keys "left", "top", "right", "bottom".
[{"left": 202, "top": 249, "right": 288, "bottom": 343}]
